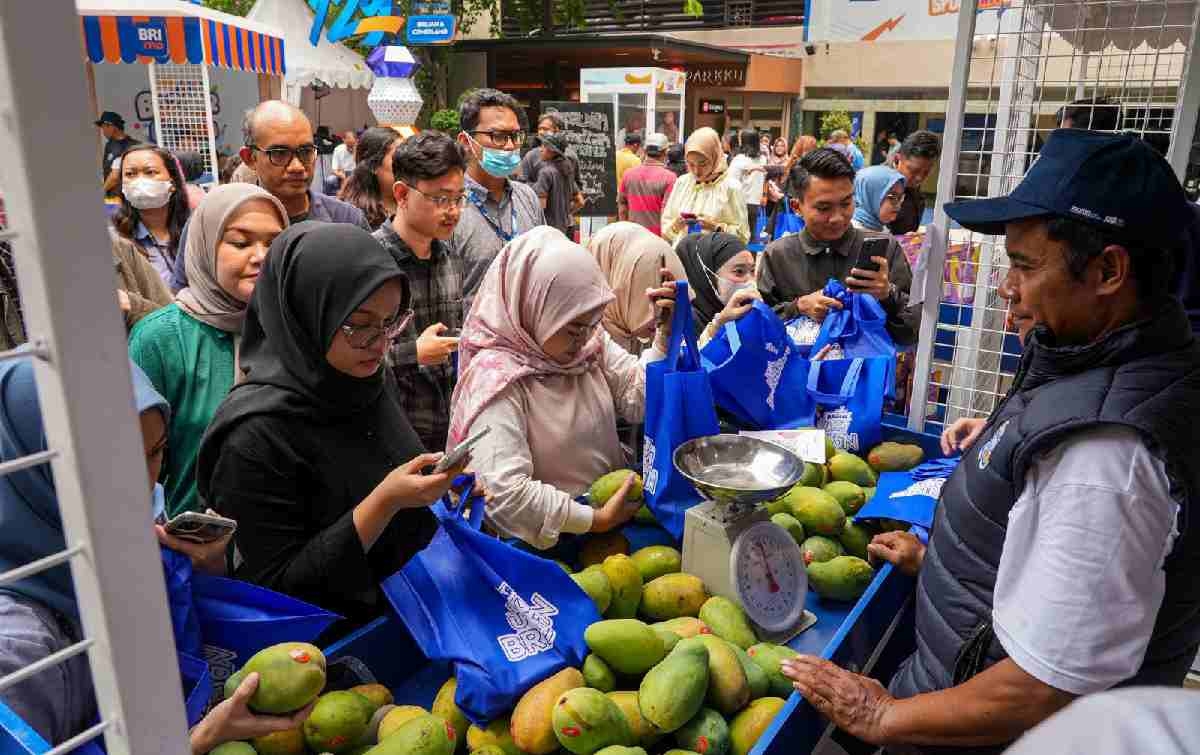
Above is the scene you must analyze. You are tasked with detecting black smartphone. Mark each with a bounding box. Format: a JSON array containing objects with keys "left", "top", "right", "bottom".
[
  {"left": 162, "top": 511, "right": 237, "bottom": 544},
  {"left": 854, "top": 236, "right": 889, "bottom": 273}
]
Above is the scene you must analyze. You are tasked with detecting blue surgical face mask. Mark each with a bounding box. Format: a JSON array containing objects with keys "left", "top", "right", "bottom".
[{"left": 465, "top": 133, "right": 520, "bottom": 178}]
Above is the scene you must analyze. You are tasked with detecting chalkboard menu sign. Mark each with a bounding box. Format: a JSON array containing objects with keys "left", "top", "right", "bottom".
[{"left": 543, "top": 101, "right": 617, "bottom": 217}]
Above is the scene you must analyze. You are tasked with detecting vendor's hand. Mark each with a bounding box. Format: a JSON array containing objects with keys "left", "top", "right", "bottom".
[
  {"left": 117, "top": 289, "right": 131, "bottom": 313},
  {"left": 941, "top": 417, "right": 987, "bottom": 455},
  {"left": 867, "top": 530, "right": 925, "bottom": 577},
  {"left": 671, "top": 215, "right": 687, "bottom": 234},
  {"left": 591, "top": 473, "right": 641, "bottom": 533},
  {"left": 375, "top": 453, "right": 466, "bottom": 510},
  {"left": 781, "top": 656, "right": 895, "bottom": 746},
  {"left": 697, "top": 214, "right": 721, "bottom": 232},
  {"left": 795, "top": 291, "right": 843, "bottom": 322},
  {"left": 417, "top": 323, "right": 459, "bottom": 366},
  {"left": 714, "top": 289, "right": 758, "bottom": 328},
  {"left": 647, "top": 271, "right": 678, "bottom": 351},
  {"left": 190, "top": 672, "right": 313, "bottom": 755},
  {"left": 156, "top": 509, "right": 231, "bottom": 577},
  {"left": 846, "top": 255, "right": 892, "bottom": 301}
]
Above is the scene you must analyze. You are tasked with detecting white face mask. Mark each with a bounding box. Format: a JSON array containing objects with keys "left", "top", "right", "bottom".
[
  {"left": 123, "top": 177, "right": 174, "bottom": 210},
  {"left": 717, "top": 277, "right": 754, "bottom": 304}
]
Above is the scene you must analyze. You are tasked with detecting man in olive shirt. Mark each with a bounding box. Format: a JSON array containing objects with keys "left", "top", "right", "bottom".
[{"left": 757, "top": 148, "right": 919, "bottom": 345}]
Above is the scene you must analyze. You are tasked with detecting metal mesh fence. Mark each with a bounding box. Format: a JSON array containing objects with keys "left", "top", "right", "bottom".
[
  {"left": 908, "top": 0, "right": 1199, "bottom": 432},
  {"left": 149, "top": 62, "right": 217, "bottom": 176}
]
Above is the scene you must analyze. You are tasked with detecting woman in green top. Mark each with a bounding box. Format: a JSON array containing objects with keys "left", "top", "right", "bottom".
[{"left": 130, "top": 184, "right": 288, "bottom": 516}]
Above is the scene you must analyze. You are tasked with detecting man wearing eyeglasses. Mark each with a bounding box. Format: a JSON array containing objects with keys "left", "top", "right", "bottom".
[
  {"left": 372, "top": 132, "right": 468, "bottom": 452},
  {"left": 452, "top": 88, "right": 545, "bottom": 314},
  {"left": 171, "top": 101, "right": 369, "bottom": 291}
]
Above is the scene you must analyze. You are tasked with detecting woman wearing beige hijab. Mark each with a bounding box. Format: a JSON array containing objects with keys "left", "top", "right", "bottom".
[
  {"left": 660, "top": 127, "right": 749, "bottom": 246},
  {"left": 129, "top": 184, "right": 288, "bottom": 517},
  {"left": 449, "top": 226, "right": 676, "bottom": 549},
  {"left": 588, "top": 222, "right": 687, "bottom": 354}
]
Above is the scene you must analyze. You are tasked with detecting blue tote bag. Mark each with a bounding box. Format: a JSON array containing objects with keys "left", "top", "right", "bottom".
[
  {"left": 748, "top": 206, "right": 770, "bottom": 253},
  {"left": 807, "top": 356, "right": 889, "bottom": 454},
  {"left": 858, "top": 458, "right": 962, "bottom": 530},
  {"left": 383, "top": 486, "right": 598, "bottom": 724},
  {"left": 811, "top": 280, "right": 897, "bottom": 361},
  {"left": 701, "top": 300, "right": 815, "bottom": 430},
  {"left": 643, "top": 282, "right": 721, "bottom": 539},
  {"left": 772, "top": 200, "right": 804, "bottom": 240}
]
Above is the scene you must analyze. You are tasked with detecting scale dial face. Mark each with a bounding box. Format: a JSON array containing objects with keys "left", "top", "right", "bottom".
[{"left": 730, "top": 521, "right": 807, "bottom": 634}]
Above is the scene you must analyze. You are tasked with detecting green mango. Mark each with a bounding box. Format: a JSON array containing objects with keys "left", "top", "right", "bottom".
[
  {"left": 824, "top": 435, "right": 837, "bottom": 463},
  {"left": 601, "top": 554, "right": 644, "bottom": 619},
  {"left": 240, "top": 642, "right": 327, "bottom": 714},
  {"left": 799, "top": 461, "right": 825, "bottom": 488},
  {"left": 862, "top": 486, "right": 876, "bottom": 501},
  {"left": 583, "top": 654, "right": 618, "bottom": 693},
  {"left": 769, "top": 513, "right": 805, "bottom": 545},
  {"left": 304, "top": 691, "right": 375, "bottom": 753},
  {"left": 781, "top": 487, "right": 846, "bottom": 538},
  {"left": 572, "top": 567, "right": 613, "bottom": 614},
  {"left": 432, "top": 678, "right": 469, "bottom": 752},
  {"left": 822, "top": 481, "right": 866, "bottom": 516},
  {"left": 511, "top": 668, "right": 585, "bottom": 755},
  {"left": 746, "top": 643, "right": 799, "bottom": 698},
  {"left": 223, "top": 668, "right": 247, "bottom": 700},
  {"left": 807, "top": 556, "right": 875, "bottom": 602},
  {"left": 730, "top": 645, "right": 769, "bottom": 700},
  {"left": 594, "top": 748, "right": 648, "bottom": 755},
  {"left": 585, "top": 619, "right": 667, "bottom": 676},
  {"left": 653, "top": 626, "right": 682, "bottom": 654},
  {"left": 209, "top": 744, "right": 256, "bottom": 755},
  {"left": 729, "top": 697, "right": 786, "bottom": 755},
  {"left": 634, "top": 505, "right": 657, "bottom": 524},
  {"left": 552, "top": 687, "right": 634, "bottom": 754},
  {"left": 253, "top": 727, "right": 306, "bottom": 755},
  {"left": 639, "top": 638, "right": 709, "bottom": 733},
  {"left": 472, "top": 747, "right": 509, "bottom": 755},
  {"left": 867, "top": 442, "right": 924, "bottom": 472},
  {"left": 673, "top": 708, "right": 730, "bottom": 755},
  {"left": 379, "top": 707, "right": 429, "bottom": 741},
  {"left": 465, "top": 717, "right": 522, "bottom": 755},
  {"left": 606, "top": 691, "right": 664, "bottom": 748},
  {"left": 350, "top": 683, "right": 393, "bottom": 712},
  {"left": 800, "top": 535, "right": 844, "bottom": 566},
  {"left": 367, "top": 714, "right": 456, "bottom": 755},
  {"left": 696, "top": 636, "right": 749, "bottom": 716},
  {"left": 838, "top": 520, "right": 875, "bottom": 561},
  {"left": 630, "top": 546, "right": 682, "bottom": 583},
  {"left": 697, "top": 597, "right": 757, "bottom": 650},
  {"left": 653, "top": 617, "right": 711, "bottom": 639},
  {"left": 588, "top": 471, "right": 644, "bottom": 507},
  {"left": 640, "top": 574, "right": 708, "bottom": 621},
  {"left": 580, "top": 532, "right": 631, "bottom": 568},
  {"left": 828, "top": 453, "right": 876, "bottom": 487}
]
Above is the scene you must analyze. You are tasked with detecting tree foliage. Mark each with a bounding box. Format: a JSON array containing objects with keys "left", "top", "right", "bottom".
[
  {"left": 429, "top": 108, "right": 461, "bottom": 132},
  {"left": 819, "top": 110, "right": 854, "bottom": 142},
  {"left": 201, "top": 0, "right": 257, "bottom": 15}
]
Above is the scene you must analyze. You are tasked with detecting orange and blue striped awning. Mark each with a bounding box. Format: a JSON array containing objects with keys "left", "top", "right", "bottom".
[{"left": 80, "top": 14, "right": 285, "bottom": 75}]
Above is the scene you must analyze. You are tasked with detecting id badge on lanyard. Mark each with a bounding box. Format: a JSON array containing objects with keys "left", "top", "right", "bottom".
[{"left": 469, "top": 193, "right": 517, "bottom": 243}]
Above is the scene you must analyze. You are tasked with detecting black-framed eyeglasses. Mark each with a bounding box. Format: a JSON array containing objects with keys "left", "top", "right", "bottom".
[
  {"left": 470, "top": 129, "right": 526, "bottom": 147},
  {"left": 403, "top": 183, "right": 468, "bottom": 210},
  {"left": 341, "top": 309, "right": 414, "bottom": 350},
  {"left": 249, "top": 144, "right": 318, "bottom": 167}
]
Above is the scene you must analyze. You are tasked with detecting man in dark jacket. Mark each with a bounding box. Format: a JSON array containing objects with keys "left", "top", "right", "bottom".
[{"left": 781, "top": 130, "right": 1200, "bottom": 753}]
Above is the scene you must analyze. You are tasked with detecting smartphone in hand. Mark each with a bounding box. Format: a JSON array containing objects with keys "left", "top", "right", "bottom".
[
  {"left": 161, "top": 511, "right": 237, "bottom": 544},
  {"left": 433, "top": 426, "right": 491, "bottom": 474},
  {"left": 853, "top": 236, "right": 889, "bottom": 274}
]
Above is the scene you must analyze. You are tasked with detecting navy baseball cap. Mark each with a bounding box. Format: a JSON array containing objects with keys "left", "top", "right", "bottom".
[
  {"left": 94, "top": 111, "right": 125, "bottom": 129},
  {"left": 944, "top": 129, "right": 1192, "bottom": 249}
]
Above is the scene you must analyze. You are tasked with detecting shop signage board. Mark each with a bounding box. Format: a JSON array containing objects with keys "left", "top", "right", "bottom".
[
  {"left": 543, "top": 101, "right": 618, "bottom": 217},
  {"left": 686, "top": 64, "right": 747, "bottom": 88},
  {"left": 699, "top": 99, "right": 726, "bottom": 114},
  {"left": 806, "top": 0, "right": 1011, "bottom": 42},
  {"left": 406, "top": 14, "right": 457, "bottom": 44},
  {"left": 131, "top": 17, "right": 170, "bottom": 62}
]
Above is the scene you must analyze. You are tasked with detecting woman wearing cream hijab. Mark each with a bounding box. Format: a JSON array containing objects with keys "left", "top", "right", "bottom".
[
  {"left": 660, "top": 127, "right": 749, "bottom": 246},
  {"left": 449, "top": 226, "right": 676, "bottom": 549},
  {"left": 588, "top": 222, "right": 687, "bottom": 354},
  {"left": 129, "top": 184, "right": 288, "bottom": 517}
]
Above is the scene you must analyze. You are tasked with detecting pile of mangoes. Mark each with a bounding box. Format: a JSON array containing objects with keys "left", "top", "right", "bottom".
[{"left": 763, "top": 439, "right": 925, "bottom": 603}]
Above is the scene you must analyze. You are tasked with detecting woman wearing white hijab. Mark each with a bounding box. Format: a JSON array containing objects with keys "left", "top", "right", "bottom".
[
  {"left": 660, "top": 127, "right": 749, "bottom": 246},
  {"left": 588, "top": 222, "right": 687, "bottom": 354},
  {"left": 129, "top": 184, "right": 288, "bottom": 517},
  {"left": 449, "top": 226, "right": 675, "bottom": 549}
]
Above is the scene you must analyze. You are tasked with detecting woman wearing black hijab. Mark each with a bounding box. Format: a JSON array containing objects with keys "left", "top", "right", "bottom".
[
  {"left": 197, "top": 222, "right": 468, "bottom": 634},
  {"left": 675, "top": 232, "right": 761, "bottom": 346}
]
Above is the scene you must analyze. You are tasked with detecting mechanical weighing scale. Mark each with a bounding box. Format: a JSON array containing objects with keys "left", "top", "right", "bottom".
[{"left": 675, "top": 435, "right": 818, "bottom": 644}]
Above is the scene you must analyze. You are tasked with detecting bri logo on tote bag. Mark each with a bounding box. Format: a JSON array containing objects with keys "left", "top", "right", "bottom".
[{"left": 496, "top": 581, "right": 561, "bottom": 662}]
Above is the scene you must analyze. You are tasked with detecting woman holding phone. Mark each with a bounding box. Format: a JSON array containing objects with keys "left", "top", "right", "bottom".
[
  {"left": 197, "top": 223, "right": 468, "bottom": 635},
  {"left": 660, "top": 128, "right": 749, "bottom": 246},
  {"left": 448, "top": 226, "right": 676, "bottom": 550}
]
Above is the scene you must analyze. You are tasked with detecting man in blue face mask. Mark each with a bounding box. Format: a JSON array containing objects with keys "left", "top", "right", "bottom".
[{"left": 452, "top": 88, "right": 546, "bottom": 314}]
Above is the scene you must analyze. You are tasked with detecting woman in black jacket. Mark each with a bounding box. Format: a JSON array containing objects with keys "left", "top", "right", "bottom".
[{"left": 197, "top": 222, "right": 468, "bottom": 635}]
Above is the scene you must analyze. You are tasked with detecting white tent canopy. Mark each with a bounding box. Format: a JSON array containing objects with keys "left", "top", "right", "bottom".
[{"left": 248, "top": 0, "right": 374, "bottom": 104}]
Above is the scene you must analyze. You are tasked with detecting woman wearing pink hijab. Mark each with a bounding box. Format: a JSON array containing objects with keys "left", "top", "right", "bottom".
[{"left": 449, "top": 226, "right": 675, "bottom": 549}]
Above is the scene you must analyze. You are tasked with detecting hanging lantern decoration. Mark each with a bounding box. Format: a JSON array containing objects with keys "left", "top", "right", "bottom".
[{"left": 366, "top": 46, "right": 424, "bottom": 127}]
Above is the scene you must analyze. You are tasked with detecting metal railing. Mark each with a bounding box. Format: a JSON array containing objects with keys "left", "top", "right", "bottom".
[{"left": 499, "top": 0, "right": 804, "bottom": 36}]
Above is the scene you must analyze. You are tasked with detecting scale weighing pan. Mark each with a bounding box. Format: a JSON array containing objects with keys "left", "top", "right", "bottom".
[{"left": 674, "top": 435, "right": 818, "bottom": 644}]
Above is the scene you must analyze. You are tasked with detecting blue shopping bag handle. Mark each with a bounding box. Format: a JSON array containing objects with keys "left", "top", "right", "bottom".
[
  {"left": 433, "top": 473, "right": 486, "bottom": 530},
  {"left": 664, "top": 281, "right": 703, "bottom": 372},
  {"left": 807, "top": 357, "right": 864, "bottom": 404}
]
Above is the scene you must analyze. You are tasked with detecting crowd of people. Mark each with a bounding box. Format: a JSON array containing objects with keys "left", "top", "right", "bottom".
[{"left": 3, "top": 84, "right": 1200, "bottom": 755}]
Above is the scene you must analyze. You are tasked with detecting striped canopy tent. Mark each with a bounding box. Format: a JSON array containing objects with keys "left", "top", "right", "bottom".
[{"left": 77, "top": 0, "right": 286, "bottom": 74}]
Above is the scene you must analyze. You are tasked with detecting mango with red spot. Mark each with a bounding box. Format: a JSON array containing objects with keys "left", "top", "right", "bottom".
[
  {"left": 366, "top": 714, "right": 456, "bottom": 755},
  {"left": 551, "top": 687, "right": 633, "bottom": 755},
  {"left": 303, "top": 690, "right": 374, "bottom": 753},
  {"left": 239, "top": 642, "right": 327, "bottom": 714},
  {"left": 672, "top": 708, "right": 730, "bottom": 755}
]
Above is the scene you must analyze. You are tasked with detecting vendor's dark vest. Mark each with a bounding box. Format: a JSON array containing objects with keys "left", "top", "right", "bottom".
[{"left": 890, "top": 302, "right": 1200, "bottom": 754}]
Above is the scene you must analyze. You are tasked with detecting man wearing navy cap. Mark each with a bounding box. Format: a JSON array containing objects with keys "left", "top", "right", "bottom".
[
  {"left": 781, "top": 130, "right": 1200, "bottom": 753},
  {"left": 95, "top": 111, "right": 138, "bottom": 195}
]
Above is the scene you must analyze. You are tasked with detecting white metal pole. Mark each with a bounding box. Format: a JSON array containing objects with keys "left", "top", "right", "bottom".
[
  {"left": 148, "top": 61, "right": 165, "bottom": 147},
  {"left": 1167, "top": 1, "right": 1200, "bottom": 182},
  {"left": 906, "top": 0, "right": 980, "bottom": 432},
  {"left": 0, "top": 2, "right": 190, "bottom": 753}
]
